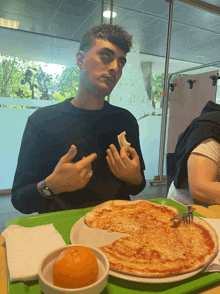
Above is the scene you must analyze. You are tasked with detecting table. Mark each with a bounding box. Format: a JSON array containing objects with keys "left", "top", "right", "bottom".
[{"left": 1, "top": 199, "right": 220, "bottom": 294}]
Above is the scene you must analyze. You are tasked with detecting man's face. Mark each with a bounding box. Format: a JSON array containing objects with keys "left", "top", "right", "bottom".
[{"left": 79, "top": 38, "right": 127, "bottom": 96}]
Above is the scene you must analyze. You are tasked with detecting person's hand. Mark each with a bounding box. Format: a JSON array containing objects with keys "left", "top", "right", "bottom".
[
  {"left": 106, "top": 144, "right": 142, "bottom": 185},
  {"left": 45, "top": 145, "right": 97, "bottom": 194}
]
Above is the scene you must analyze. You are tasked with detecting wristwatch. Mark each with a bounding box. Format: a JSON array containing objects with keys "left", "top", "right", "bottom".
[{"left": 39, "top": 179, "right": 56, "bottom": 198}]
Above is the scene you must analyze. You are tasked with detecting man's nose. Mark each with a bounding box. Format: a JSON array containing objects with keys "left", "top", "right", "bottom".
[{"left": 109, "top": 59, "right": 119, "bottom": 73}]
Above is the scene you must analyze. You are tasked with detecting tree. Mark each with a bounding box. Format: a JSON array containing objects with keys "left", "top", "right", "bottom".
[
  {"left": 52, "top": 66, "right": 80, "bottom": 101},
  {"left": 52, "top": 66, "right": 109, "bottom": 102},
  {"left": 151, "top": 73, "right": 189, "bottom": 108},
  {"left": 0, "top": 55, "right": 43, "bottom": 108},
  {"left": 21, "top": 66, "right": 53, "bottom": 100},
  {"left": 35, "top": 67, "right": 53, "bottom": 100},
  {"left": 0, "top": 55, "right": 31, "bottom": 98}
]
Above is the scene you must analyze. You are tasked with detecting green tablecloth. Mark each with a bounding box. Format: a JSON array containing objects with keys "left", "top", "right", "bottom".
[{"left": 6, "top": 198, "right": 220, "bottom": 294}]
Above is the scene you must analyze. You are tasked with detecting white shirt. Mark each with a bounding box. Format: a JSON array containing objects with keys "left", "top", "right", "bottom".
[{"left": 167, "top": 138, "right": 220, "bottom": 205}]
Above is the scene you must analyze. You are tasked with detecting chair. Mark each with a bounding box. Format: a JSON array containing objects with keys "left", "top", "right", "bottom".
[{"left": 166, "top": 153, "right": 176, "bottom": 197}]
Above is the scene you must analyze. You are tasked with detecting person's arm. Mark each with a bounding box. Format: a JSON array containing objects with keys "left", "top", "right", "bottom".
[
  {"left": 123, "top": 170, "right": 146, "bottom": 196},
  {"left": 11, "top": 117, "right": 50, "bottom": 214},
  {"left": 187, "top": 153, "right": 220, "bottom": 205},
  {"left": 12, "top": 121, "right": 97, "bottom": 214},
  {"left": 37, "top": 180, "right": 60, "bottom": 195}
]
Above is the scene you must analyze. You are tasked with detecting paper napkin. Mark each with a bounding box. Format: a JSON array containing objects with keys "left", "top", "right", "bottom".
[{"left": 2, "top": 224, "right": 66, "bottom": 282}]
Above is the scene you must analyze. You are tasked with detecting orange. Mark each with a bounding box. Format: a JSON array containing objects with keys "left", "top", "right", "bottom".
[{"left": 52, "top": 246, "right": 98, "bottom": 289}]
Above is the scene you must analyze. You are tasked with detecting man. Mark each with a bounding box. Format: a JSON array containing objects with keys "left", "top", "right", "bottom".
[{"left": 11, "top": 24, "right": 146, "bottom": 214}]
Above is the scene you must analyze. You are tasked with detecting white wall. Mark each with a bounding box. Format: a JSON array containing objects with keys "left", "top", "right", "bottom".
[
  {"left": 0, "top": 98, "right": 59, "bottom": 190},
  {"left": 0, "top": 107, "right": 35, "bottom": 189}
]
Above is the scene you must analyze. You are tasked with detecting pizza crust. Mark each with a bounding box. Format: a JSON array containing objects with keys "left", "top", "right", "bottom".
[
  {"left": 117, "top": 131, "right": 131, "bottom": 155},
  {"left": 85, "top": 200, "right": 179, "bottom": 228},
  {"left": 84, "top": 200, "right": 218, "bottom": 278}
]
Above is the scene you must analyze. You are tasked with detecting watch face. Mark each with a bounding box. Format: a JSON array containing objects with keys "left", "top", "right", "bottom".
[{"left": 43, "top": 189, "right": 51, "bottom": 196}]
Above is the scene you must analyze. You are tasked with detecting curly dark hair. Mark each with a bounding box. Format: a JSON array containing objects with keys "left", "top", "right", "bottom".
[{"left": 79, "top": 24, "right": 133, "bottom": 54}]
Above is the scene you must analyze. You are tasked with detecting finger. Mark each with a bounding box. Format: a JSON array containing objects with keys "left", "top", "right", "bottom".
[
  {"left": 106, "top": 156, "right": 117, "bottom": 174},
  {"left": 62, "top": 145, "right": 77, "bottom": 163},
  {"left": 128, "top": 147, "right": 139, "bottom": 160},
  {"left": 81, "top": 168, "right": 93, "bottom": 179},
  {"left": 119, "top": 147, "right": 130, "bottom": 165},
  {"left": 81, "top": 153, "right": 97, "bottom": 167},
  {"left": 110, "top": 144, "right": 126, "bottom": 169},
  {"left": 107, "top": 147, "right": 118, "bottom": 168},
  {"left": 109, "top": 144, "right": 126, "bottom": 168}
]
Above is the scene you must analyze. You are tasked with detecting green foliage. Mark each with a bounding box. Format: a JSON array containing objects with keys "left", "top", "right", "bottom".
[
  {"left": 0, "top": 55, "right": 34, "bottom": 98},
  {"left": 0, "top": 54, "right": 82, "bottom": 107},
  {"left": 151, "top": 73, "right": 189, "bottom": 107},
  {"left": 21, "top": 66, "right": 53, "bottom": 100},
  {"left": 52, "top": 67, "right": 80, "bottom": 101},
  {"left": 0, "top": 55, "right": 41, "bottom": 108}
]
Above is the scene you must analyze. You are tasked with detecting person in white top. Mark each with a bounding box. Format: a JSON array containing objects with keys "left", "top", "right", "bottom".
[{"left": 167, "top": 138, "right": 220, "bottom": 207}]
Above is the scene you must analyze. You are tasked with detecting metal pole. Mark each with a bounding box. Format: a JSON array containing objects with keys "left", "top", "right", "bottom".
[
  {"left": 158, "top": 0, "right": 174, "bottom": 181},
  {"left": 168, "top": 60, "right": 220, "bottom": 78},
  {"left": 107, "top": 0, "right": 113, "bottom": 103},
  {"left": 110, "top": 0, "right": 113, "bottom": 25}
]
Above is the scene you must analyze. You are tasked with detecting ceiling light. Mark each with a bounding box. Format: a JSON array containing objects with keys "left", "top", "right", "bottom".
[
  {"left": 103, "top": 11, "right": 117, "bottom": 18},
  {"left": 0, "top": 18, "right": 19, "bottom": 29}
]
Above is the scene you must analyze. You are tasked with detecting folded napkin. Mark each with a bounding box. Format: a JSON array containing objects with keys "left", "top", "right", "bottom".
[
  {"left": 2, "top": 224, "right": 66, "bottom": 282},
  {"left": 199, "top": 218, "right": 220, "bottom": 272}
]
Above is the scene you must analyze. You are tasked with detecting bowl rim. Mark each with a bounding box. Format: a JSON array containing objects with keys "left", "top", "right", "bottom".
[{"left": 38, "top": 244, "right": 110, "bottom": 291}]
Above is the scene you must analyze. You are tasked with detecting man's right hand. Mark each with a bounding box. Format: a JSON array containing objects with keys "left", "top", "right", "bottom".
[{"left": 44, "top": 145, "right": 97, "bottom": 194}]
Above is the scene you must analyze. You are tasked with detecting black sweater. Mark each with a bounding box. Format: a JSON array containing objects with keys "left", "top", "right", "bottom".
[
  {"left": 174, "top": 100, "right": 220, "bottom": 189},
  {"left": 11, "top": 98, "right": 146, "bottom": 214}
]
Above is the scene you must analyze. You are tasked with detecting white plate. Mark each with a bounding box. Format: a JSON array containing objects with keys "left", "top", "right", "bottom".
[{"left": 70, "top": 217, "right": 207, "bottom": 284}]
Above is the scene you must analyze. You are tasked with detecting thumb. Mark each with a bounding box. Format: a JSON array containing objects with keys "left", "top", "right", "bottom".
[
  {"left": 128, "top": 147, "right": 138, "bottom": 159},
  {"left": 63, "top": 145, "right": 77, "bottom": 162}
]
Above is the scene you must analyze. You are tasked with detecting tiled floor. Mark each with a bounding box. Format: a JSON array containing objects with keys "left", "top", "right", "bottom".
[{"left": 0, "top": 180, "right": 167, "bottom": 234}]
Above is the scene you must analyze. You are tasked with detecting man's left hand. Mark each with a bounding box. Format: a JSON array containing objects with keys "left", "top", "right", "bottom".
[{"left": 106, "top": 144, "right": 142, "bottom": 185}]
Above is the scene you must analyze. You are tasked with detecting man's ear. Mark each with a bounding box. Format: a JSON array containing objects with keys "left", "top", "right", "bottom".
[{"left": 76, "top": 51, "right": 86, "bottom": 69}]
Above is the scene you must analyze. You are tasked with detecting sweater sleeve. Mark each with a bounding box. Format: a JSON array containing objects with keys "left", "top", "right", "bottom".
[
  {"left": 11, "top": 117, "right": 48, "bottom": 214},
  {"left": 118, "top": 169, "right": 146, "bottom": 196}
]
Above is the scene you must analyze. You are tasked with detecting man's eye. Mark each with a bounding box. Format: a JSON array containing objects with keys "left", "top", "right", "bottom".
[{"left": 102, "top": 52, "right": 110, "bottom": 57}]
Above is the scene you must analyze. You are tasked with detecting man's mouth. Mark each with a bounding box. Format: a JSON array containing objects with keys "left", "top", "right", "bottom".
[{"left": 101, "top": 76, "right": 114, "bottom": 85}]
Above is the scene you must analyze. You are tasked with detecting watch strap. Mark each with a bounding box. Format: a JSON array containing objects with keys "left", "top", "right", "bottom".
[{"left": 40, "top": 179, "right": 56, "bottom": 198}]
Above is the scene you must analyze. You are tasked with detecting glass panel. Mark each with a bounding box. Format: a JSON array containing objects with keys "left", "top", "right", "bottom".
[
  {"left": 110, "top": 2, "right": 167, "bottom": 188},
  {"left": 165, "top": 0, "right": 220, "bottom": 194},
  {"left": 1, "top": 0, "right": 220, "bottom": 196},
  {"left": 0, "top": 27, "right": 82, "bottom": 190},
  {"left": 202, "top": 0, "right": 220, "bottom": 6}
]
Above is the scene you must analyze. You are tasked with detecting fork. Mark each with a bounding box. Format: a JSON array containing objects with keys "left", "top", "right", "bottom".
[
  {"left": 170, "top": 206, "right": 195, "bottom": 225},
  {"left": 182, "top": 206, "right": 194, "bottom": 226}
]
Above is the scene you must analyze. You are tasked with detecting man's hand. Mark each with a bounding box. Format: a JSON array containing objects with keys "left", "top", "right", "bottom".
[
  {"left": 44, "top": 145, "right": 97, "bottom": 194},
  {"left": 106, "top": 144, "right": 142, "bottom": 185}
]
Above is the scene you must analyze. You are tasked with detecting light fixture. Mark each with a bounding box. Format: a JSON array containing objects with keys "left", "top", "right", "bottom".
[
  {"left": 0, "top": 18, "right": 19, "bottom": 29},
  {"left": 103, "top": 11, "right": 117, "bottom": 18}
]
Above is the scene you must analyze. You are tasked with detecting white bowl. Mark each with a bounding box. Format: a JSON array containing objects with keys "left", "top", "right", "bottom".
[{"left": 38, "top": 244, "right": 109, "bottom": 294}]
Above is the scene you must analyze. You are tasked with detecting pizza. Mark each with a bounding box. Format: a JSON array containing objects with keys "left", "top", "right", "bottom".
[
  {"left": 84, "top": 200, "right": 218, "bottom": 277},
  {"left": 117, "top": 131, "right": 131, "bottom": 156}
]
